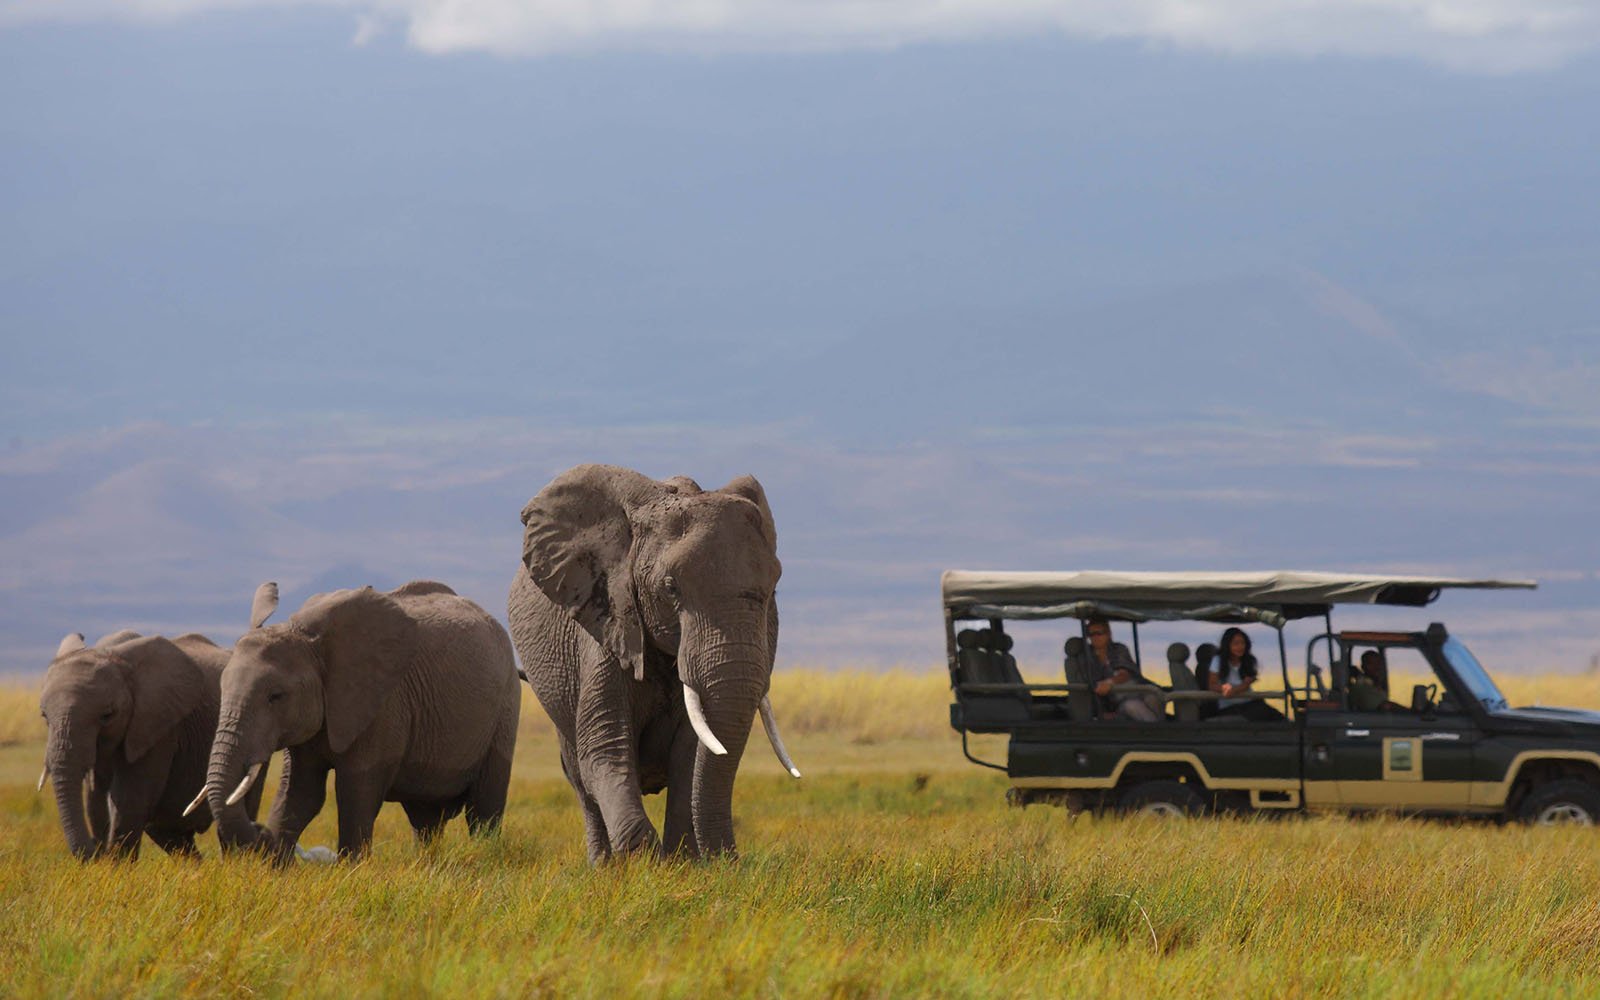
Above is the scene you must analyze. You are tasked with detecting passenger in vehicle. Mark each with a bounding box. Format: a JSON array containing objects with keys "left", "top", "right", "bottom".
[
  {"left": 1349, "top": 650, "right": 1395, "bottom": 712},
  {"left": 1200, "top": 627, "right": 1283, "bottom": 721},
  {"left": 1080, "top": 617, "right": 1161, "bottom": 722}
]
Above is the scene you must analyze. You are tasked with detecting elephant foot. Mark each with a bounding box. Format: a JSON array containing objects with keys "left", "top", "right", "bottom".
[{"left": 603, "top": 822, "right": 661, "bottom": 863}]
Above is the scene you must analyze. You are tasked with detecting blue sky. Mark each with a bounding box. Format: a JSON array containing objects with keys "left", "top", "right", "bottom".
[{"left": 2, "top": 4, "right": 1598, "bottom": 675}]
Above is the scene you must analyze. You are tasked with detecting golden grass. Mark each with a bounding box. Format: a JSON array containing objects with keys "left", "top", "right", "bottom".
[{"left": 4, "top": 669, "right": 1600, "bottom": 997}]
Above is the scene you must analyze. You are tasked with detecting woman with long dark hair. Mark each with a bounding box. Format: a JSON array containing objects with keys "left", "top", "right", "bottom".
[{"left": 1201, "top": 627, "right": 1282, "bottom": 721}]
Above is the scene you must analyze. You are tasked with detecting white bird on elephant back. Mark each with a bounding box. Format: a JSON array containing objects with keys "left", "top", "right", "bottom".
[{"left": 509, "top": 464, "right": 801, "bottom": 864}]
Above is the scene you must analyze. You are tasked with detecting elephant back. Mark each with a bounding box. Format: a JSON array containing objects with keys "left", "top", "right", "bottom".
[{"left": 391, "top": 580, "right": 458, "bottom": 599}]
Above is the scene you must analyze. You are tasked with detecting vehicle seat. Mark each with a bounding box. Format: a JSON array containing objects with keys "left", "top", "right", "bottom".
[
  {"left": 953, "top": 628, "right": 1032, "bottom": 730},
  {"left": 1166, "top": 642, "right": 1199, "bottom": 723},
  {"left": 989, "top": 631, "right": 1024, "bottom": 687},
  {"left": 1062, "top": 636, "right": 1096, "bottom": 721},
  {"left": 1194, "top": 642, "right": 1217, "bottom": 685},
  {"left": 955, "top": 628, "right": 989, "bottom": 685}
]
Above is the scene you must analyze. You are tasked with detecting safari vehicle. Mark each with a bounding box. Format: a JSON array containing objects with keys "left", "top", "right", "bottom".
[{"left": 944, "top": 570, "right": 1600, "bottom": 824}]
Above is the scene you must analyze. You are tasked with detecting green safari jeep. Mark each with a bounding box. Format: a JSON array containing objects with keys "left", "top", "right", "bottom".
[{"left": 944, "top": 570, "right": 1600, "bottom": 824}]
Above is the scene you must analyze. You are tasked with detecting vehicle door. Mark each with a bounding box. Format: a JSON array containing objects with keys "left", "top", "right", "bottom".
[
  {"left": 1332, "top": 643, "right": 1479, "bottom": 809},
  {"left": 1298, "top": 637, "right": 1346, "bottom": 809}
]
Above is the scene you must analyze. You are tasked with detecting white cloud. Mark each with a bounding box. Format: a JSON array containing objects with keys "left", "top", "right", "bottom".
[{"left": 2, "top": 0, "right": 1598, "bottom": 71}]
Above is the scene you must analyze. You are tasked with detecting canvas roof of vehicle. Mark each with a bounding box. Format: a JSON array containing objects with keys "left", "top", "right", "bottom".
[{"left": 941, "top": 570, "right": 1536, "bottom": 624}]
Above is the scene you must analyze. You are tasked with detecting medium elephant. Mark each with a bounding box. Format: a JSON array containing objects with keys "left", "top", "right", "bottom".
[
  {"left": 38, "top": 625, "right": 265, "bottom": 860},
  {"left": 508, "top": 464, "right": 800, "bottom": 863},
  {"left": 202, "top": 580, "right": 520, "bottom": 862}
]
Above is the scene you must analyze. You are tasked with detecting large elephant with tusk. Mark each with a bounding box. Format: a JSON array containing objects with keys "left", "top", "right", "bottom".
[
  {"left": 38, "top": 626, "right": 265, "bottom": 860},
  {"left": 508, "top": 465, "right": 800, "bottom": 863},
  {"left": 202, "top": 579, "right": 521, "bottom": 862}
]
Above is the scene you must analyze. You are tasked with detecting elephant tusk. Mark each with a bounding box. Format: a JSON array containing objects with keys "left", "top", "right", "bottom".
[
  {"left": 682, "top": 685, "right": 728, "bottom": 756},
  {"left": 226, "top": 762, "right": 263, "bottom": 807},
  {"left": 37, "top": 767, "right": 48, "bottom": 793},
  {"left": 758, "top": 696, "right": 802, "bottom": 779},
  {"left": 85, "top": 771, "right": 95, "bottom": 793},
  {"left": 182, "top": 787, "right": 209, "bottom": 817}
]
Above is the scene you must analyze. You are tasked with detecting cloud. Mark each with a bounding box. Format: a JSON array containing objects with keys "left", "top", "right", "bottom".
[
  {"left": 3, "top": 0, "right": 1598, "bottom": 71},
  {"left": 1442, "top": 348, "right": 1600, "bottom": 424}
]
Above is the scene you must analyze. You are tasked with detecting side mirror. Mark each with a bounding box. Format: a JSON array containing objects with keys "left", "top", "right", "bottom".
[{"left": 1411, "top": 683, "right": 1436, "bottom": 717}]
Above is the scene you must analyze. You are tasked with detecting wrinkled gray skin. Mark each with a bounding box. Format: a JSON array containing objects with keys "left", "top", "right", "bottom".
[
  {"left": 38, "top": 630, "right": 264, "bottom": 860},
  {"left": 206, "top": 581, "right": 521, "bottom": 863},
  {"left": 509, "top": 464, "right": 787, "bottom": 862}
]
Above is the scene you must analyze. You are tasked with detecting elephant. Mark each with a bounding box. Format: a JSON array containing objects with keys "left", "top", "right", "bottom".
[
  {"left": 38, "top": 625, "right": 266, "bottom": 860},
  {"left": 201, "top": 580, "right": 521, "bottom": 862},
  {"left": 508, "top": 464, "right": 800, "bottom": 863}
]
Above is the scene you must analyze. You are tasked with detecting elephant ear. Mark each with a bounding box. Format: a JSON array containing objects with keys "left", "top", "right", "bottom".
[
  {"left": 249, "top": 581, "right": 280, "bottom": 629},
  {"left": 717, "top": 474, "right": 779, "bottom": 552},
  {"left": 118, "top": 636, "right": 206, "bottom": 764},
  {"left": 520, "top": 464, "right": 657, "bottom": 681},
  {"left": 55, "top": 633, "right": 87, "bottom": 659},
  {"left": 296, "top": 587, "right": 419, "bottom": 756}
]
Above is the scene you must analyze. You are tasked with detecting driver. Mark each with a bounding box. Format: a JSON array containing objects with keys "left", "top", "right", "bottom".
[{"left": 1349, "top": 650, "right": 1397, "bottom": 712}]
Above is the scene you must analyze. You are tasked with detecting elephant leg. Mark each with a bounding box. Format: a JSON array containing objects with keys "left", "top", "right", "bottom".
[
  {"left": 465, "top": 714, "right": 516, "bottom": 837},
  {"left": 401, "top": 800, "right": 449, "bottom": 845},
  {"left": 106, "top": 787, "right": 151, "bottom": 861},
  {"left": 560, "top": 738, "right": 611, "bottom": 863},
  {"left": 148, "top": 827, "right": 199, "bottom": 858},
  {"left": 575, "top": 663, "right": 658, "bottom": 857},
  {"left": 662, "top": 722, "right": 699, "bottom": 859},
  {"left": 268, "top": 750, "right": 330, "bottom": 862},
  {"left": 87, "top": 786, "right": 112, "bottom": 853},
  {"left": 106, "top": 815, "right": 144, "bottom": 860},
  {"left": 333, "top": 767, "right": 390, "bottom": 859}
]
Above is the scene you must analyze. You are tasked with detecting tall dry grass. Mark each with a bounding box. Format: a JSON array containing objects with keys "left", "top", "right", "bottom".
[
  {"left": 8, "top": 666, "right": 1600, "bottom": 750},
  {"left": 6, "top": 669, "right": 1600, "bottom": 996}
]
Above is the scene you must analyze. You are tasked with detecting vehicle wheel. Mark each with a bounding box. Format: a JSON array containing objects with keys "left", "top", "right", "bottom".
[
  {"left": 1118, "top": 779, "right": 1206, "bottom": 818},
  {"left": 1518, "top": 779, "right": 1600, "bottom": 827}
]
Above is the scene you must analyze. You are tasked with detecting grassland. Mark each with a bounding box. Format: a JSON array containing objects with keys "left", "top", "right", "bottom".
[{"left": 4, "top": 670, "right": 1600, "bottom": 998}]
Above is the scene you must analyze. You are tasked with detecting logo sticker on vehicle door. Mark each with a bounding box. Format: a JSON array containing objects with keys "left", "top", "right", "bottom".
[{"left": 1383, "top": 737, "right": 1423, "bottom": 781}]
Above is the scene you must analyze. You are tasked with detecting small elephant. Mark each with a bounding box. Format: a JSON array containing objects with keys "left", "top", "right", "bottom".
[
  {"left": 38, "top": 626, "right": 265, "bottom": 860},
  {"left": 509, "top": 464, "right": 800, "bottom": 863},
  {"left": 203, "top": 580, "right": 521, "bottom": 861}
]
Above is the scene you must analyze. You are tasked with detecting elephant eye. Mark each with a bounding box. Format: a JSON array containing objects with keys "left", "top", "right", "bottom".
[
  {"left": 663, "top": 576, "right": 679, "bottom": 597},
  {"left": 99, "top": 710, "right": 114, "bottom": 723},
  {"left": 267, "top": 691, "right": 287, "bottom": 705}
]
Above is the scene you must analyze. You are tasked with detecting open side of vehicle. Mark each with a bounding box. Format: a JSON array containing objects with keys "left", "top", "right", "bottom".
[{"left": 943, "top": 570, "right": 1600, "bottom": 824}]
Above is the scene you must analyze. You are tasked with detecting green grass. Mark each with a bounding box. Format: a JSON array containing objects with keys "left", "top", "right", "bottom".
[{"left": 4, "top": 671, "right": 1600, "bottom": 997}]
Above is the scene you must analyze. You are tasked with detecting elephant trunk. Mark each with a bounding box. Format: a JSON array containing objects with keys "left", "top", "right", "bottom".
[
  {"left": 52, "top": 771, "right": 98, "bottom": 860},
  {"left": 680, "top": 622, "right": 768, "bottom": 857},
  {"left": 45, "top": 727, "right": 102, "bottom": 860},
  {"left": 206, "top": 726, "right": 263, "bottom": 852}
]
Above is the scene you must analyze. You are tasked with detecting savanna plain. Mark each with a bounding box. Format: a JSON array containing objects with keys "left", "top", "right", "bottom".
[{"left": 4, "top": 671, "right": 1600, "bottom": 998}]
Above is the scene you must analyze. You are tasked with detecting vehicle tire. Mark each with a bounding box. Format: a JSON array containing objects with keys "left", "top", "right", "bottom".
[
  {"left": 1518, "top": 779, "right": 1600, "bottom": 827},
  {"left": 1118, "top": 779, "right": 1207, "bottom": 818}
]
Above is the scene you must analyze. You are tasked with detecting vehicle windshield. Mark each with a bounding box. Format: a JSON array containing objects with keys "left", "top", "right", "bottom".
[{"left": 1441, "top": 637, "right": 1508, "bottom": 712}]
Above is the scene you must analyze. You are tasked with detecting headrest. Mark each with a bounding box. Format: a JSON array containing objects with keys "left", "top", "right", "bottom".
[
  {"left": 992, "top": 632, "right": 1014, "bottom": 652},
  {"left": 956, "top": 629, "right": 980, "bottom": 650},
  {"left": 1063, "top": 636, "right": 1084, "bottom": 658},
  {"left": 1166, "top": 642, "right": 1190, "bottom": 663},
  {"left": 1196, "top": 642, "right": 1217, "bottom": 665}
]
